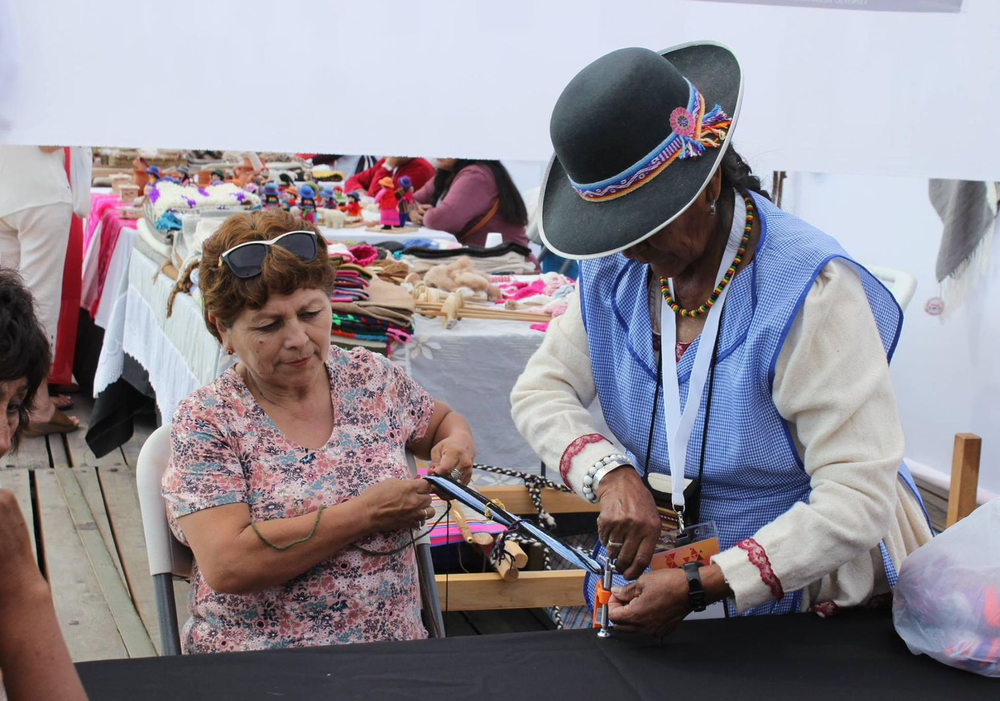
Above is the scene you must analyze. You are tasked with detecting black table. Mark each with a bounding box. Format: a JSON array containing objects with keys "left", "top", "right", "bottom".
[{"left": 77, "top": 612, "right": 996, "bottom": 700}]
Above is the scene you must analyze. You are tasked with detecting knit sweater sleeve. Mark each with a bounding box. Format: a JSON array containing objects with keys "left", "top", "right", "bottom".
[
  {"left": 423, "top": 166, "right": 497, "bottom": 239},
  {"left": 711, "top": 260, "right": 904, "bottom": 612},
  {"left": 511, "top": 286, "right": 623, "bottom": 495}
]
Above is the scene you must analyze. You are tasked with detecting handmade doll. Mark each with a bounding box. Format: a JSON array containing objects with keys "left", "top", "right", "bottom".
[
  {"left": 145, "top": 165, "right": 162, "bottom": 188},
  {"left": 211, "top": 169, "right": 226, "bottom": 185},
  {"left": 282, "top": 186, "right": 299, "bottom": 212},
  {"left": 320, "top": 186, "right": 337, "bottom": 210},
  {"left": 346, "top": 192, "right": 362, "bottom": 219},
  {"left": 262, "top": 182, "right": 282, "bottom": 209},
  {"left": 374, "top": 176, "right": 400, "bottom": 229},
  {"left": 298, "top": 184, "right": 318, "bottom": 223},
  {"left": 333, "top": 185, "right": 348, "bottom": 211},
  {"left": 396, "top": 175, "right": 415, "bottom": 228}
]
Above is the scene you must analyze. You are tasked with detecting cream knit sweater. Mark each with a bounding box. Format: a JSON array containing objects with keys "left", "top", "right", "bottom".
[{"left": 511, "top": 260, "right": 932, "bottom": 613}]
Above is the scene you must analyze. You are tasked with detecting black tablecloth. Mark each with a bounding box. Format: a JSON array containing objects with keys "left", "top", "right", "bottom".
[{"left": 76, "top": 612, "right": 995, "bottom": 700}]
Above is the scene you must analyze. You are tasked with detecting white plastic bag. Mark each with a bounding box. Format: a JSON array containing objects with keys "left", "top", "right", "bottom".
[{"left": 893, "top": 499, "right": 1000, "bottom": 677}]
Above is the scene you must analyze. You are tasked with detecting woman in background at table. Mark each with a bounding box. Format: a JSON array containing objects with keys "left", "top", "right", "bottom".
[
  {"left": 0, "top": 269, "right": 89, "bottom": 701},
  {"left": 410, "top": 159, "right": 530, "bottom": 247},
  {"left": 162, "top": 210, "right": 476, "bottom": 653}
]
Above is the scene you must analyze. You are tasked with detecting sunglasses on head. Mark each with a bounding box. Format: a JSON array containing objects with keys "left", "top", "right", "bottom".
[{"left": 219, "top": 231, "right": 320, "bottom": 279}]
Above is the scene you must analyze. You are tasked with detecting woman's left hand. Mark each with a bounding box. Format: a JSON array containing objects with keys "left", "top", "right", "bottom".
[
  {"left": 429, "top": 433, "right": 475, "bottom": 485},
  {"left": 410, "top": 209, "right": 424, "bottom": 226},
  {"left": 607, "top": 568, "right": 692, "bottom": 637}
]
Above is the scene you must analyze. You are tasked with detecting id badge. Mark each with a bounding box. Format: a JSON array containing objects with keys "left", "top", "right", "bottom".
[{"left": 649, "top": 519, "right": 720, "bottom": 571}]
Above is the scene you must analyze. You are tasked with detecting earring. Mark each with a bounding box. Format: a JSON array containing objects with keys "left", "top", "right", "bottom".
[
  {"left": 709, "top": 199, "right": 717, "bottom": 216},
  {"left": 227, "top": 348, "right": 234, "bottom": 356}
]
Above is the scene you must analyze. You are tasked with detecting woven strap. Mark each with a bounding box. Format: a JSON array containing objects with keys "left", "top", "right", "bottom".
[{"left": 461, "top": 199, "right": 500, "bottom": 241}]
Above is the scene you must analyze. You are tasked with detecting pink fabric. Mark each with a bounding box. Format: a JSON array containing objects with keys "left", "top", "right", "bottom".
[
  {"left": 82, "top": 208, "right": 137, "bottom": 318},
  {"left": 501, "top": 280, "right": 547, "bottom": 303},
  {"left": 162, "top": 346, "right": 434, "bottom": 653},
  {"left": 348, "top": 244, "right": 379, "bottom": 267},
  {"left": 86, "top": 193, "right": 122, "bottom": 251}
]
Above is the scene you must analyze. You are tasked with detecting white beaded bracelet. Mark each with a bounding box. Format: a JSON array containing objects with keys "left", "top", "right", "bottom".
[{"left": 581, "top": 453, "right": 633, "bottom": 503}]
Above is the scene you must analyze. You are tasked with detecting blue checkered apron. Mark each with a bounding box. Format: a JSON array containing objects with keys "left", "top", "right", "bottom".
[{"left": 578, "top": 193, "right": 926, "bottom": 616}]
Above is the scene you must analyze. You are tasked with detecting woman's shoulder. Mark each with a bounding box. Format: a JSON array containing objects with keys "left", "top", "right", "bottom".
[
  {"left": 327, "top": 345, "right": 395, "bottom": 380},
  {"left": 171, "top": 367, "right": 243, "bottom": 428},
  {"left": 460, "top": 164, "right": 494, "bottom": 179}
]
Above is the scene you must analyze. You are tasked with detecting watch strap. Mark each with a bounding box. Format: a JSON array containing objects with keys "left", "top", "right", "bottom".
[{"left": 682, "top": 561, "right": 707, "bottom": 612}]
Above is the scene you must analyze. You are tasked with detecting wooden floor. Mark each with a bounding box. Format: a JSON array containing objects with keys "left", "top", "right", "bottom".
[
  {"left": 1, "top": 395, "right": 550, "bottom": 663},
  {"left": 1, "top": 396, "right": 189, "bottom": 661}
]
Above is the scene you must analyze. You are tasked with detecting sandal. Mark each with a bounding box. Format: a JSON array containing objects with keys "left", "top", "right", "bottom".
[
  {"left": 24, "top": 409, "right": 80, "bottom": 437},
  {"left": 51, "top": 394, "right": 75, "bottom": 410}
]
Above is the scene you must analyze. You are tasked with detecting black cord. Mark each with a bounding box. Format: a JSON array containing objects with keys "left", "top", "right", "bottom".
[
  {"left": 697, "top": 311, "right": 723, "bottom": 488},
  {"left": 642, "top": 349, "right": 662, "bottom": 480},
  {"left": 351, "top": 508, "right": 451, "bottom": 556}
]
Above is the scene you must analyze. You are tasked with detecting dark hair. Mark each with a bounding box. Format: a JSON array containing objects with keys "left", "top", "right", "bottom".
[
  {"left": 430, "top": 160, "right": 528, "bottom": 227},
  {"left": 198, "top": 210, "right": 335, "bottom": 343},
  {"left": 0, "top": 268, "right": 52, "bottom": 451},
  {"left": 720, "top": 148, "right": 771, "bottom": 201}
]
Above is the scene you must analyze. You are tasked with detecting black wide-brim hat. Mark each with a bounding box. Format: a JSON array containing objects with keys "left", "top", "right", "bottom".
[{"left": 539, "top": 42, "right": 743, "bottom": 260}]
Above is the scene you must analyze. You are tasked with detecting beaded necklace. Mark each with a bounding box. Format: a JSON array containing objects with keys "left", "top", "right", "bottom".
[{"left": 659, "top": 195, "right": 754, "bottom": 318}]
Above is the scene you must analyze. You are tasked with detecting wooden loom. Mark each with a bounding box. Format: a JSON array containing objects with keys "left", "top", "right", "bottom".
[
  {"left": 433, "top": 485, "right": 600, "bottom": 611},
  {"left": 414, "top": 286, "right": 551, "bottom": 329}
]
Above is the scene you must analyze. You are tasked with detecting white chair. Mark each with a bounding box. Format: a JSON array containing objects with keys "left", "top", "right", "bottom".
[
  {"left": 868, "top": 265, "right": 918, "bottom": 311},
  {"left": 135, "top": 425, "right": 444, "bottom": 656},
  {"left": 136, "top": 424, "right": 191, "bottom": 656}
]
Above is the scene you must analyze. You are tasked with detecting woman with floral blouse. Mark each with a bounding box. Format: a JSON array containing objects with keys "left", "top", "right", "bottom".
[{"left": 162, "top": 210, "right": 475, "bottom": 653}]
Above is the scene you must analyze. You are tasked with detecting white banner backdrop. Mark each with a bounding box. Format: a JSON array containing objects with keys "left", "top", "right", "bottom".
[
  {"left": 699, "top": 0, "right": 962, "bottom": 11},
  {"left": 1, "top": 0, "right": 997, "bottom": 179}
]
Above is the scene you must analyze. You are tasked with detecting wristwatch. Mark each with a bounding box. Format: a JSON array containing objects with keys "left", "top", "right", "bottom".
[{"left": 682, "top": 561, "right": 707, "bottom": 612}]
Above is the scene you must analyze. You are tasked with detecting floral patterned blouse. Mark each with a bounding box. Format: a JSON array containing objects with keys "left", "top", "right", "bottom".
[{"left": 162, "top": 346, "right": 434, "bottom": 653}]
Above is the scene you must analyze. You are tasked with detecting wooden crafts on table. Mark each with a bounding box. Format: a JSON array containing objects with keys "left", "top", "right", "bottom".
[{"left": 412, "top": 286, "right": 551, "bottom": 328}]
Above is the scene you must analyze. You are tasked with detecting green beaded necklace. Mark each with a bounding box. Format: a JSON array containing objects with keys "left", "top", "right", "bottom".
[{"left": 659, "top": 195, "right": 754, "bottom": 318}]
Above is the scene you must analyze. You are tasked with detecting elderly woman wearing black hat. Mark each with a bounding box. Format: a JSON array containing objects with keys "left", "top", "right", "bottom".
[{"left": 511, "top": 42, "right": 932, "bottom": 635}]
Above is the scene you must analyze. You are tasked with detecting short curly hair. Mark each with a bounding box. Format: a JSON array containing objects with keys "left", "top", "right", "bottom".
[
  {"left": 199, "top": 210, "right": 335, "bottom": 343},
  {"left": 0, "top": 268, "right": 52, "bottom": 451}
]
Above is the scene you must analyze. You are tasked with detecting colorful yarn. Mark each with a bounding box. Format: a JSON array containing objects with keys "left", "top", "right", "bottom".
[
  {"left": 570, "top": 79, "right": 732, "bottom": 203},
  {"left": 660, "top": 196, "right": 753, "bottom": 319}
]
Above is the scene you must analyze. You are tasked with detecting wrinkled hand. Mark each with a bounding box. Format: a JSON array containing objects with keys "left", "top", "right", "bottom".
[
  {"left": 429, "top": 432, "right": 476, "bottom": 486},
  {"left": 608, "top": 568, "right": 691, "bottom": 637},
  {"left": 361, "top": 478, "right": 434, "bottom": 532},
  {"left": 597, "top": 467, "right": 661, "bottom": 580},
  {"left": 409, "top": 209, "right": 424, "bottom": 226},
  {"left": 416, "top": 203, "right": 432, "bottom": 214},
  {"left": 0, "top": 489, "right": 46, "bottom": 610}
]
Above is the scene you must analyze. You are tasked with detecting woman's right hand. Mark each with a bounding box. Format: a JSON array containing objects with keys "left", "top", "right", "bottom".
[
  {"left": 360, "top": 478, "right": 435, "bottom": 532},
  {"left": 596, "top": 468, "right": 662, "bottom": 580}
]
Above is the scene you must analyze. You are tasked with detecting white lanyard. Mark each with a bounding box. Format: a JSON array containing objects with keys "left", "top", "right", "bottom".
[{"left": 658, "top": 195, "right": 746, "bottom": 515}]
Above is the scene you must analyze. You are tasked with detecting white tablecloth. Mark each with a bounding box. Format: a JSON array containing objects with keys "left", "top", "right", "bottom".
[
  {"left": 93, "top": 247, "right": 608, "bottom": 471},
  {"left": 94, "top": 247, "right": 231, "bottom": 423}
]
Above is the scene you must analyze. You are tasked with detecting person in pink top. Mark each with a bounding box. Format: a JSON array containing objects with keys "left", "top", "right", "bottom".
[
  {"left": 411, "top": 160, "right": 529, "bottom": 247},
  {"left": 162, "top": 210, "right": 476, "bottom": 653}
]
